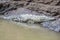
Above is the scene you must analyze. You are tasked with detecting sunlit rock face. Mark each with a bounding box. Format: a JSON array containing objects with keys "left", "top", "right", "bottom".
[{"left": 41, "top": 19, "right": 60, "bottom": 32}]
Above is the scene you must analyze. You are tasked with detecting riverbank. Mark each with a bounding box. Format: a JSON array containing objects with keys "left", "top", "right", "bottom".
[{"left": 0, "top": 19, "right": 60, "bottom": 40}]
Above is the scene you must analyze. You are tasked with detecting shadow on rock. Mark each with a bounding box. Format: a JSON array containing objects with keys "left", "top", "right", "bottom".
[{"left": 41, "top": 19, "right": 60, "bottom": 32}]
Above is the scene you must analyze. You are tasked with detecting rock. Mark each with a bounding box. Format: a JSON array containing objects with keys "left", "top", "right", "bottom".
[
  {"left": 13, "top": 0, "right": 30, "bottom": 1},
  {"left": 20, "top": 14, "right": 55, "bottom": 23},
  {"left": 2, "top": 8, "right": 55, "bottom": 23},
  {"left": 41, "top": 19, "right": 60, "bottom": 32},
  {"left": 1, "top": 0, "right": 60, "bottom": 17},
  {"left": 0, "top": 0, "right": 60, "bottom": 32},
  {"left": 33, "top": 0, "right": 53, "bottom": 4},
  {"left": 26, "top": 3, "right": 60, "bottom": 17},
  {"left": 50, "top": 0, "right": 60, "bottom": 6},
  {"left": 12, "top": 0, "right": 60, "bottom": 6}
]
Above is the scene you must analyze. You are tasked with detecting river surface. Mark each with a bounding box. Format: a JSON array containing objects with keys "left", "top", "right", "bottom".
[{"left": 0, "top": 19, "right": 60, "bottom": 40}]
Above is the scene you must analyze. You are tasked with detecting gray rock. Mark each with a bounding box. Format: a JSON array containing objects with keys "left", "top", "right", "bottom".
[
  {"left": 41, "top": 19, "right": 60, "bottom": 32},
  {"left": 3, "top": 8, "right": 55, "bottom": 22}
]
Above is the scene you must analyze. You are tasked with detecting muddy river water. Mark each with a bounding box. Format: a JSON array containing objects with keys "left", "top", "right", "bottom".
[{"left": 0, "top": 19, "right": 60, "bottom": 40}]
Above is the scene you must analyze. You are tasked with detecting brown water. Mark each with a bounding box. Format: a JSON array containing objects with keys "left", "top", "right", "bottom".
[{"left": 0, "top": 19, "right": 60, "bottom": 40}]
